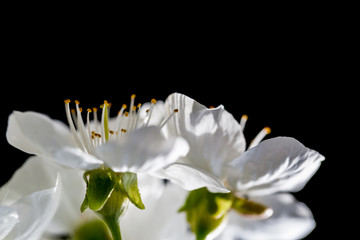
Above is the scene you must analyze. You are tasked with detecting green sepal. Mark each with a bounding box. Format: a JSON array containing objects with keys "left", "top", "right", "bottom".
[
  {"left": 179, "top": 188, "right": 233, "bottom": 240},
  {"left": 86, "top": 169, "right": 116, "bottom": 212},
  {"left": 80, "top": 194, "right": 89, "bottom": 213},
  {"left": 232, "top": 196, "right": 269, "bottom": 216},
  {"left": 120, "top": 172, "right": 145, "bottom": 210},
  {"left": 96, "top": 184, "right": 129, "bottom": 240}
]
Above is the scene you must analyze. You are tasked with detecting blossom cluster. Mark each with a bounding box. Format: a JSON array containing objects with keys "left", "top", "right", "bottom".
[{"left": 0, "top": 93, "right": 324, "bottom": 240}]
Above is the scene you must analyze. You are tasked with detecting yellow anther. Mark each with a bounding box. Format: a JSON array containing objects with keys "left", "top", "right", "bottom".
[
  {"left": 87, "top": 108, "right": 92, "bottom": 113},
  {"left": 242, "top": 114, "right": 248, "bottom": 120},
  {"left": 109, "top": 130, "right": 114, "bottom": 135},
  {"left": 100, "top": 101, "right": 108, "bottom": 109},
  {"left": 124, "top": 112, "right": 129, "bottom": 117},
  {"left": 264, "top": 127, "right": 271, "bottom": 134},
  {"left": 79, "top": 107, "right": 83, "bottom": 113},
  {"left": 209, "top": 106, "right": 215, "bottom": 109},
  {"left": 137, "top": 103, "right": 142, "bottom": 108},
  {"left": 93, "top": 107, "right": 98, "bottom": 112},
  {"left": 121, "top": 128, "right": 127, "bottom": 133},
  {"left": 75, "top": 100, "right": 80, "bottom": 105},
  {"left": 71, "top": 108, "right": 76, "bottom": 114},
  {"left": 64, "top": 99, "right": 71, "bottom": 104},
  {"left": 122, "top": 104, "right": 127, "bottom": 110},
  {"left": 132, "top": 106, "right": 137, "bottom": 111},
  {"left": 131, "top": 94, "right": 136, "bottom": 99},
  {"left": 151, "top": 99, "right": 156, "bottom": 104}
]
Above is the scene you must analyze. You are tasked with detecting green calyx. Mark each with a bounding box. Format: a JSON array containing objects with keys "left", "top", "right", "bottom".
[
  {"left": 179, "top": 188, "right": 232, "bottom": 240},
  {"left": 81, "top": 168, "right": 145, "bottom": 240},
  {"left": 179, "top": 187, "right": 271, "bottom": 240},
  {"left": 81, "top": 168, "right": 145, "bottom": 214}
]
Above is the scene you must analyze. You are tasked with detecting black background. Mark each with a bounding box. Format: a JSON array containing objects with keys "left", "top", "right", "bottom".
[{"left": 0, "top": 9, "right": 351, "bottom": 239}]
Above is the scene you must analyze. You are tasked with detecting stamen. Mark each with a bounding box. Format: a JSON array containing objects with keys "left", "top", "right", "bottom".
[
  {"left": 86, "top": 109, "right": 92, "bottom": 144},
  {"left": 64, "top": 100, "right": 86, "bottom": 152},
  {"left": 240, "top": 114, "right": 248, "bottom": 131},
  {"left": 75, "top": 101, "right": 93, "bottom": 153},
  {"left": 248, "top": 126, "right": 271, "bottom": 149},
  {"left": 160, "top": 109, "right": 179, "bottom": 129},
  {"left": 130, "top": 94, "right": 136, "bottom": 115},
  {"left": 114, "top": 104, "right": 127, "bottom": 134},
  {"left": 92, "top": 107, "right": 99, "bottom": 133},
  {"left": 143, "top": 98, "right": 157, "bottom": 127},
  {"left": 70, "top": 109, "right": 77, "bottom": 127},
  {"left": 132, "top": 103, "right": 142, "bottom": 130},
  {"left": 128, "top": 94, "right": 137, "bottom": 131},
  {"left": 100, "top": 101, "right": 110, "bottom": 142}
]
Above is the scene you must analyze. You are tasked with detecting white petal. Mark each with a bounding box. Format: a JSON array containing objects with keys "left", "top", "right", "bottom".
[
  {"left": 4, "top": 177, "right": 61, "bottom": 240},
  {"left": 6, "top": 111, "right": 76, "bottom": 158},
  {"left": 0, "top": 206, "right": 18, "bottom": 240},
  {"left": 0, "top": 156, "right": 59, "bottom": 206},
  {"left": 217, "top": 194, "right": 315, "bottom": 240},
  {"left": 53, "top": 147, "right": 103, "bottom": 170},
  {"left": 153, "top": 163, "right": 230, "bottom": 193},
  {"left": 228, "top": 137, "right": 325, "bottom": 196},
  {"left": 95, "top": 126, "right": 189, "bottom": 173},
  {"left": 0, "top": 156, "right": 86, "bottom": 235},
  {"left": 122, "top": 180, "right": 192, "bottom": 240},
  {"left": 164, "top": 93, "right": 246, "bottom": 178}
]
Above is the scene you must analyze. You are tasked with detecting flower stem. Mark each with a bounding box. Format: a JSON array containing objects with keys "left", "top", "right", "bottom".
[{"left": 103, "top": 217, "right": 122, "bottom": 240}]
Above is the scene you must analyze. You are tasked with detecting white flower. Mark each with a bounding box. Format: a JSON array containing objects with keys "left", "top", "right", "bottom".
[
  {"left": 157, "top": 93, "right": 324, "bottom": 239},
  {"left": 6, "top": 96, "right": 189, "bottom": 174},
  {"left": 159, "top": 93, "right": 324, "bottom": 195},
  {"left": 0, "top": 164, "right": 60, "bottom": 240}
]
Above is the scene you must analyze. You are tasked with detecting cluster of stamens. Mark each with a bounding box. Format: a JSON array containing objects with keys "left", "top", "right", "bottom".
[{"left": 64, "top": 95, "right": 178, "bottom": 155}]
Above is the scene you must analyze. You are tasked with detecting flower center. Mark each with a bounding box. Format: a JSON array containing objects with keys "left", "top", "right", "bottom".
[{"left": 64, "top": 95, "right": 178, "bottom": 155}]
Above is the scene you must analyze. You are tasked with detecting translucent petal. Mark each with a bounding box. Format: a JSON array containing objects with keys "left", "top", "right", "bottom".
[
  {"left": 0, "top": 156, "right": 87, "bottom": 235},
  {"left": 53, "top": 147, "right": 103, "bottom": 170},
  {"left": 153, "top": 163, "right": 230, "bottom": 193},
  {"left": 3, "top": 178, "right": 61, "bottom": 240},
  {"left": 218, "top": 194, "right": 316, "bottom": 240},
  {"left": 0, "top": 206, "right": 18, "bottom": 240},
  {"left": 122, "top": 179, "right": 192, "bottom": 240},
  {"left": 164, "top": 93, "right": 246, "bottom": 179},
  {"left": 228, "top": 137, "right": 325, "bottom": 196},
  {"left": 95, "top": 126, "right": 189, "bottom": 173},
  {"left": 6, "top": 111, "right": 76, "bottom": 157}
]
